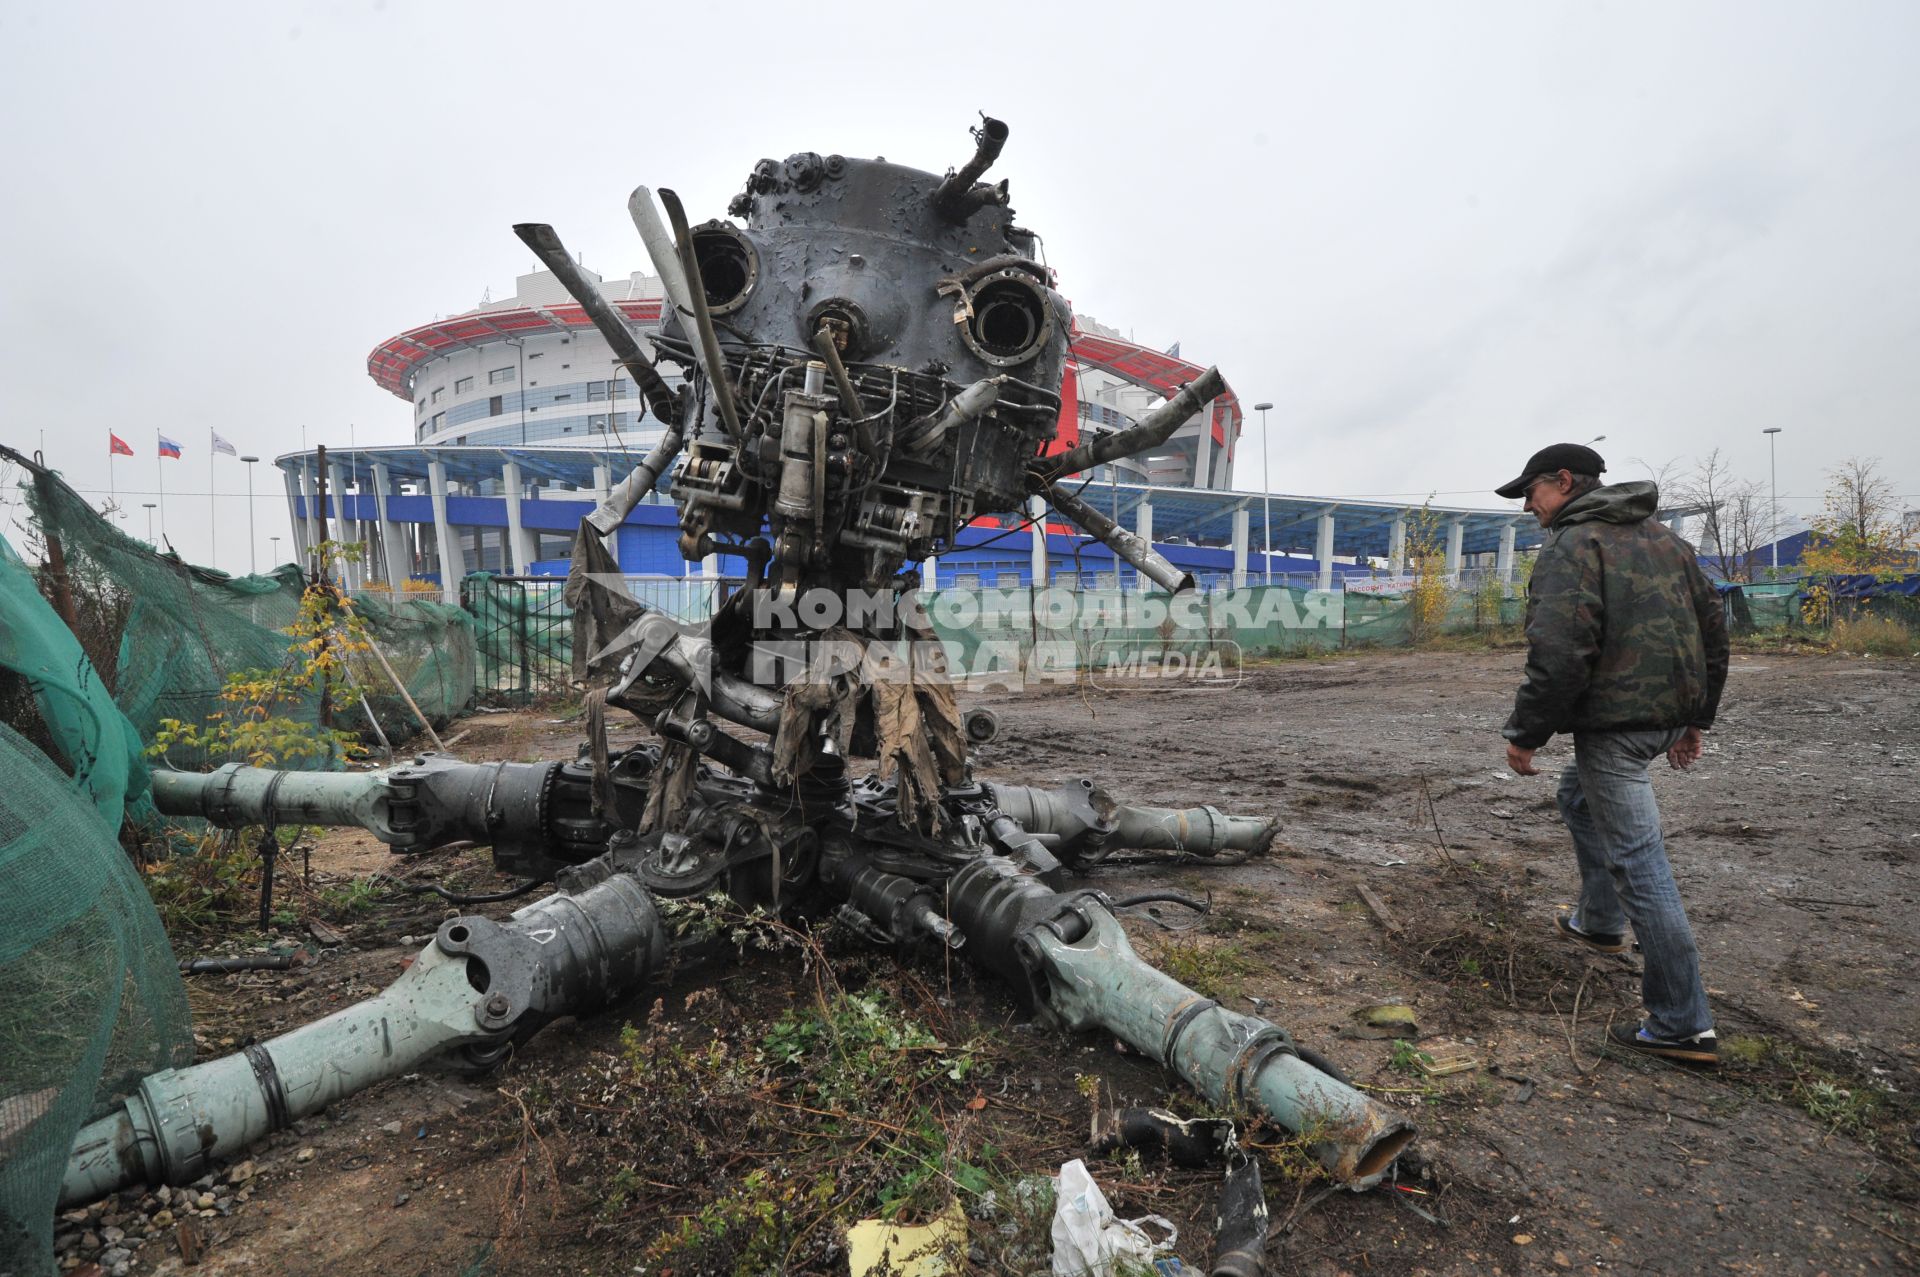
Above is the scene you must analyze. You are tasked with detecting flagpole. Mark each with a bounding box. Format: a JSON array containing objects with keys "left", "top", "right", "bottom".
[
  {"left": 155, "top": 430, "right": 165, "bottom": 546},
  {"left": 108, "top": 431, "right": 116, "bottom": 513},
  {"left": 209, "top": 428, "right": 217, "bottom": 571}
]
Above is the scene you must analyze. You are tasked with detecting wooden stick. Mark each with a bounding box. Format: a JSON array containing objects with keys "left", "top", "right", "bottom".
[
  {"left": 364, "top": 635, "right": 447, "bottom": 752},
  {"left": 1356, "top": 884, "right": 1404, "bottom": 936},
  {"left": 1843, "top": 1211, "right": 1920, "bottom": 1255},
  {"left": 338, "top": 655, "right": 394, "bottom": 763}
]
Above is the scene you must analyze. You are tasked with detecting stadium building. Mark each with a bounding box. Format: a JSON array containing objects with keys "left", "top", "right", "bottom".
[{"left": 278, "top": 265, "right": 1544, "bottom": 599}]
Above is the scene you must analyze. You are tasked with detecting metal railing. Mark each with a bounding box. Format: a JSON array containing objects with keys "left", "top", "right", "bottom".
[{"left": 459, "top": 574, "right": 745, "bottom": 703}]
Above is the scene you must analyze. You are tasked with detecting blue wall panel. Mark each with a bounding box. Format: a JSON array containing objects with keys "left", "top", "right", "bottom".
[{"left": 304, "top": 491, "right": 1370, "bottom": 587}]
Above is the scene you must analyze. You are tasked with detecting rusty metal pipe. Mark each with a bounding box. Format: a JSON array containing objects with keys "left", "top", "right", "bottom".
[
  {"left": 586, "top": 425, "right": 686, "bottom": 536},
  {"left": 1046, "top": 480, "right": 1196, "bottom": 594},
  {"left": 511, "top": 222, "right": 679, "bottom": 422},
  {"left": 811, "top": 324, "right": 880, "bottom": 461},
  {"left": 1045, "top": 366, "right": 1227, "bottom": 479},
  {"left": 900, "top": 377, "right": 1003, "bottom": 454},
  {"left": 932, "top": 116, "right": 1010, "bottom": 222}
]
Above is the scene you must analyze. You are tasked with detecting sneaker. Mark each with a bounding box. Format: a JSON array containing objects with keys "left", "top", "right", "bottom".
[
  {"left": 1606, "top": 1023, "right": 1719, "bottom": 1066},
  {"left": 1553, "top": 913, "right": 1626, "bottom": 954}
]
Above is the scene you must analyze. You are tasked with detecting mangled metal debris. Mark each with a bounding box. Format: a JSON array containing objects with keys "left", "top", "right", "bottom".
[{"left": 62, "top": 116, "right": 1414, "bottom": 1215}]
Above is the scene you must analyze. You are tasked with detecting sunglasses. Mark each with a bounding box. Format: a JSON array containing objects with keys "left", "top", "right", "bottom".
[{"left": 1522, "top": 473, "right": 1563, "bottom": 498}]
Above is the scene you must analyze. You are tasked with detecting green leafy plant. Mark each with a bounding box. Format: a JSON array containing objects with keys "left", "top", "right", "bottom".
[
  {"left": 147, "top": 540, "right": 371, "bottom": 769},
  {"left": 1151, "top": 936, "right": 1253, "bottom": 1001},
  {"left": 317, "top": 876, "right": 381, "bottom": 918},
  {"left": 1403, "top": 502, "right": 1456, "bottom": 644},
  {"left": 1389, "top": 1038, "right": 1434, "bottom": 1076}
]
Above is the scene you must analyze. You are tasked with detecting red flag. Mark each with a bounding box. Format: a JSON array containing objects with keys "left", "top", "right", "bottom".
[{"left": 109, "top": 433, "right": 134, "bottom": 457}]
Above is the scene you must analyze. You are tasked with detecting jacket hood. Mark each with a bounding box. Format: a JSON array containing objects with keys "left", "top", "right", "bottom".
[{"left": 1554, "top": 480, "right": 1659, "bottom": 528}]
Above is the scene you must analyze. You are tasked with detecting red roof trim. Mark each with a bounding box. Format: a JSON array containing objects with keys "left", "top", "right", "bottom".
[
  {"left": 366, "top": 300, "right": 1237, "bottom": 451},
  {"left": 365, "top": 299, "right": 668, "bottom": 398},
  {"left": 1066, "top": 334, "right": 1242, "bottom": 448}
]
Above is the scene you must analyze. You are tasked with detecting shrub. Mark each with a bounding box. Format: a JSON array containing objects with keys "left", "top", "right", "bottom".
[{"left": 1830, "top": 613, "right": 1916, "bottom": 657}]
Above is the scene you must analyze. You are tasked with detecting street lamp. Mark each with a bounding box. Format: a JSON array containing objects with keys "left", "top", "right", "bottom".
[
  {"left": 270, "top": 535, "right": 281, "bottom": 565},
  {"left": 1586, "top": 435, "right": 1606, "bottom": 445},
  {"left": 240, "top": 455, "right": 260, "bottom": 573},
  {"left": 141, "top": 502, "right": 157, "bottom": 543},
  {"left": 1763, "top": 428, "right": 1783, "bottom": 571},
  {"left": 1254, "top": 402, "right": 1275, "bottom": 585}
]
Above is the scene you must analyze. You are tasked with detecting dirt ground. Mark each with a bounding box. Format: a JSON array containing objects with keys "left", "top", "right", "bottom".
[{"left": 55, "top": 648, "right": 1920, "bottom": 1276}]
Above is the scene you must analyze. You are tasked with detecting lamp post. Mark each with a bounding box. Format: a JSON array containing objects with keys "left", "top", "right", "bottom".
[
  {"left": 270, "top": 536, "right": 281, "bottom": 565},
  {"left": 1763, "top": 428, "right": 1782, "bottom": 572},
  {"left": 141, "top": 502, "right": 157, "bottom": 544},
  {"left": 240, "top": 455, "right": 260, "bottom": 573},
  {"left": 1254, "top": 401, "right": 1275, "bottom": 585},
  {"left": 1586, "top": 435, "right": 1606, "bottom": 445}
]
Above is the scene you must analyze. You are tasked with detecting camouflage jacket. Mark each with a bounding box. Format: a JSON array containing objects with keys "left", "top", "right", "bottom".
[{"left": 1504, "top": 481, "right": 1729, "bottom": 750}]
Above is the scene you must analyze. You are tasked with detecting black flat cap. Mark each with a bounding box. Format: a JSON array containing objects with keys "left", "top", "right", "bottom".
[{"left": 1495, "top": 443, "right": 1607, "bottom": 499}]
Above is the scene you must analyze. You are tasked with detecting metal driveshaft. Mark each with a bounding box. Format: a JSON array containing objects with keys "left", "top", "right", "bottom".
[
  {"left": 60, "top": 874, "right": 669, "bottom": 1206},
  {"left": 945, "top": 857, "right": 1414, "bottom": 1187}
]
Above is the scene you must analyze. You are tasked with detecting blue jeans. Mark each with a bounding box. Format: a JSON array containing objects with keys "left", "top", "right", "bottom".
[{"left": 1556, "top": 728, "right": 1713, "bottom": 1040}]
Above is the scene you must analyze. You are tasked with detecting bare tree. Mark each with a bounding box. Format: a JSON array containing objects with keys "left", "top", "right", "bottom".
[
  {"left": 1678, "top": 449, "right": 1768, "bottom": 581},
  {"left": 1717, "top": 481, "right": 1771, "bottom": 582},
  {"left": 1629, "top": 454, "right": 1685, "bottom": 496}
]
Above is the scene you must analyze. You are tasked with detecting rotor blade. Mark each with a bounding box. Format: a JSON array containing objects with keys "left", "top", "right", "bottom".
[
  {"left": 656, "top": 188, "right": 745, "bottom": 444},
  {"left": 510, "top": 222, "right": 678, "bottom": 422},
  {"left": 626, "top": 185, "right": 696, "bottom": 317}
]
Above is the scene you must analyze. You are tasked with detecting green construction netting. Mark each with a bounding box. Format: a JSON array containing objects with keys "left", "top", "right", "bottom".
[
  {"left": 19, "top": 460, "right": 477, "bottom": 766},
  {"left": 1729, "top": 583, "right": 1804, "bottom": 631},
  {"left": 1341, "top": 588, "right": 1525, "bottom": 647},
  {"left": 916, "top": 583, "right": 1523, "bottom": 680},
  {"left": 0, "top": 538, "right": 192, "bottom": 1275},
  {"left": 464, "top": 573, "right": 572, "bottom": 700}
]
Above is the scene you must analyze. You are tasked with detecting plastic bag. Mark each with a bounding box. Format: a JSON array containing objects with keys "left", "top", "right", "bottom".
[{"left": 1050, "top": 1158, "right": 1179, "bottom": 1276}]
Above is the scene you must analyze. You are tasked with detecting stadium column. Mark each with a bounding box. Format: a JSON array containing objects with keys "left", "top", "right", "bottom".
[
  {"left": 283, "top": 466, "right": 311, "bottom": 566},
  {"left": 502, "top": 461, "right": 536, "bottom": 575},
  {"left": 1231, "top": 507, "right": 1250, "bottom": 589},
  {"left": 326, "top": 460, "right": 359, "bottom": 590},
  {"left": 1388, "top": 511, "right": 1408, "bottom": 575},
  {"left": 1194, "top": 401, "right": 1212, "bottom": 491},
  {"left": 371, "top": 462, "right": 409, "bottom": 586},
  {"left": 1135, "top": 501, "right": 1154, "bottom": 591},
  {"left": 1496, "top": 521, "right": 1517, "bottom": 584},
  {"left": 1316, "top": 507, "right": 1337, "bottom": 592},
  {"left": 299, "top": 465, "right": 322, "bottom": 570},
  {"left": 1027, "top": 495, "right": 1048, "bottom": 588},
  {"left": 1444, "top": 517, "right": 1465, "bottom": 576},
  {"left": 427, "top": 458, "right": 465, "bottom": 605}
]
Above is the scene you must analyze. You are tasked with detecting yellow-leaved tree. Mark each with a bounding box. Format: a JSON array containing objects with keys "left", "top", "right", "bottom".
[
  {"left": 148, "top": 541, "right": 372, "bottom": 768},
  {"left": 1799, "top": 458, "right": 1916, "bottom": 624},
  {"left": 1404, "top": 503, "right": 1454, "bottom": 644}
]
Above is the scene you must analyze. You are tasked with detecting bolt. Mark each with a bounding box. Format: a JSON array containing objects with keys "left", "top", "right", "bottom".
[{"left": 484, "top": 994, "right": 511, "bottom": 1018}]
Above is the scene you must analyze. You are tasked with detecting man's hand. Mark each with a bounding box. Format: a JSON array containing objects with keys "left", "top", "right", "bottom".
[
  {"left": 1668, "top": 726, "right": 1704, "bottom": 771},
  {"left": 1506, "top": 742, "right": 1539, "bottom": 776}
]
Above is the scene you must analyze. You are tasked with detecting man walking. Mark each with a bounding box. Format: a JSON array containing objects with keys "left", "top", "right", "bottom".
[{"left": 1495, "top": 444, "right": 1729, "bottom": 1064}]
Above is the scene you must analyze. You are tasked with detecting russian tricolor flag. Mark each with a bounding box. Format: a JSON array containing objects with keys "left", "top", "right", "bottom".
[{"left": 158, "top": 434, "right": 183, "bottom": 459}]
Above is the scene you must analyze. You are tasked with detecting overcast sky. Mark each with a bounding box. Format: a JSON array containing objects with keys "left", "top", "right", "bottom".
[{"left": 2, "top": 0, "right": 1915, "bottom": 571}]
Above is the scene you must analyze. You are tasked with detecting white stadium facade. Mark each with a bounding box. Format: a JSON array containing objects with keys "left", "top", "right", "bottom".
[{"left": 273, "top": 265, "right": 1548, "bottom": 599}]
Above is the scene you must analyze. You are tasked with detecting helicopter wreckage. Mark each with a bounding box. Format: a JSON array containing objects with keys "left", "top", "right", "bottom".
[{"left": 60, "top": 118, "right": 1415, "bottom": 1244}]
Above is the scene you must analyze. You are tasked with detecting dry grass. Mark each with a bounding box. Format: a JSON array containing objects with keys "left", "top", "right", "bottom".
[{"left": 1830, "top": 613, "right": 1918, "bottom": 657}]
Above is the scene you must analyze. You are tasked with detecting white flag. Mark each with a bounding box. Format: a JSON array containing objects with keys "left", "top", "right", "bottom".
[{"left": 211, "top": 431, "right": 237, "bottom": 457}]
